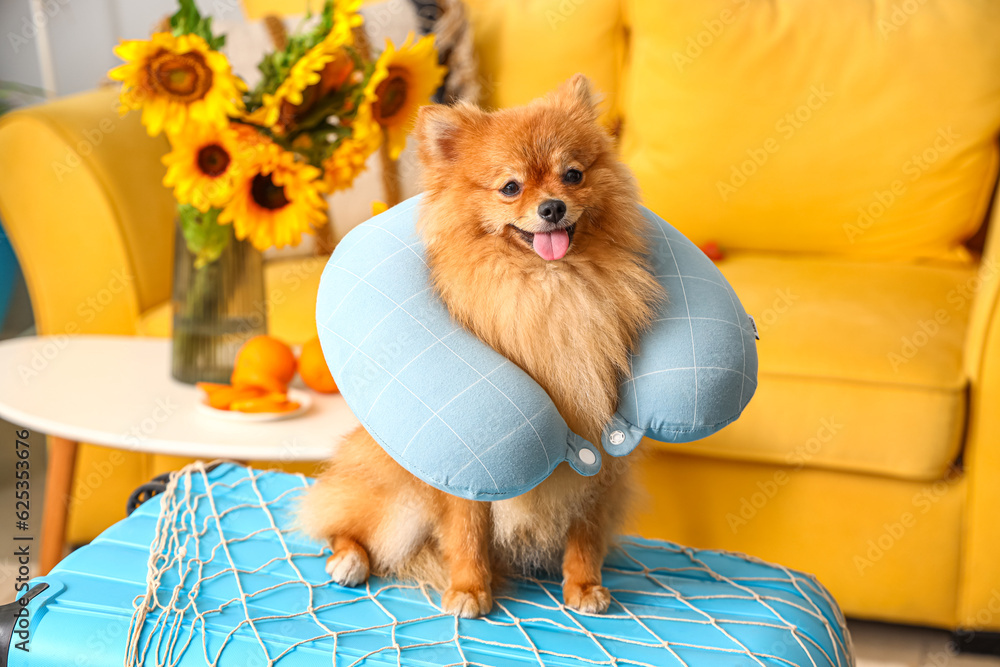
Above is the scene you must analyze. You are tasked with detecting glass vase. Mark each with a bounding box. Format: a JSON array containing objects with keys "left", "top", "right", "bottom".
[{"left": 170, "top": 224, "right": 267, "bottom": 384}]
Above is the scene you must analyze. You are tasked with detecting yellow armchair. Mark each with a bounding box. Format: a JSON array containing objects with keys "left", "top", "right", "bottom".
[
  {"left": 0, "top": 89, "right": 173, "bottom": 337},
  {"left": 0, "top": 89, "right": 325, "bottom": 546}
]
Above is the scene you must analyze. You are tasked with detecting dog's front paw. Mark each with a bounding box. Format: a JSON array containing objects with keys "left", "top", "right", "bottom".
[
  {"left": 326, "top": 548, "right": 369, "bottom": 587},
  {"left": 564, "top": 583, "right": 611, "bottom": 613},
  {"left": 442, "top": 585, "right": 493, "bottom": 618}
]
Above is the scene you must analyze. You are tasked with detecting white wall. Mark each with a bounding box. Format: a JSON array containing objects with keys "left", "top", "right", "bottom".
[{"left": 1, "top": 0, "right": 239, "bottom": 97}]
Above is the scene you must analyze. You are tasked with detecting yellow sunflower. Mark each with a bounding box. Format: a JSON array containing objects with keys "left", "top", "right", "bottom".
[
  {"left": 162, "top": 123, "right": 242, "bottom": 211},
  {"left": 329, "top": 0, "right": 364, "bottom": 47},
  {"left": 368, "top": 34, "right": 446, "bottom": 160},
  {"left": 220, "top": 144, "right": 328, "bottom": 250},
  {"left": 350, "top": 42, "right": 389, "bottom": 145},
  {"left": 322, "top": 127, "right": 381, "bottom": 191},
  {"left": 248, "top": 32, "right": 354, "bottom": 133},
  {"left": 228, "top": 122, "right": 274, "bottom": 165},
  {"left": 110, "top": 32, "right": 245, "bottom": 137}
]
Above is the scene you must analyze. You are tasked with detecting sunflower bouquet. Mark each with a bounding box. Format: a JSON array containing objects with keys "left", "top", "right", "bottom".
[{"left": 109, "top": 0, "right": 446, "bottom": 267}]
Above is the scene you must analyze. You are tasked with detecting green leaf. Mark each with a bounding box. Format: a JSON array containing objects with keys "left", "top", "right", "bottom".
[
  {"left": 178, "top": 205, "right": 232, "bottom": 268},
  {"left": 169, "top": 0, "right": 226, "bottom": 50},
  {"left": 247, "top": 0, "right": 338, "bottom": 109}
]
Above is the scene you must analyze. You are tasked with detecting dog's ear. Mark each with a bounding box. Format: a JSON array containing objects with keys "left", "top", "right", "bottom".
[
  {"left": 416, "top": 102, "right": 481, "bottom": 164},
  {"left": 551, "top": 73, "right": 601, "bottom": 121}
]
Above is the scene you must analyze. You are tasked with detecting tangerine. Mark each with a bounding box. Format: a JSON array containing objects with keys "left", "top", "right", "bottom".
[
  {"left": 298, "top": 337, "right": 339, "bottom": 393},
  {"left": 231, "top": 335, "right": 297, "bottom": 393}
]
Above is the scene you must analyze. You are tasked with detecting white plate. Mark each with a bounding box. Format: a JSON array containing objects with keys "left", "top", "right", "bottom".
[{"left": 196, "top": 388, "right": 313, "bottom": 422}]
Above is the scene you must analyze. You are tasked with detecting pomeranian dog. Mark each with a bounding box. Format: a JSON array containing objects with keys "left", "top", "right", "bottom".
[{"left": 299, "top": 74, "right": 662, "bottom": 618}]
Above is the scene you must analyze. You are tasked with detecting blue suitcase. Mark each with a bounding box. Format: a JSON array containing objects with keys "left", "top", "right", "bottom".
[{"left": 2, "top": 463, "right": 853, "bottom": 666}]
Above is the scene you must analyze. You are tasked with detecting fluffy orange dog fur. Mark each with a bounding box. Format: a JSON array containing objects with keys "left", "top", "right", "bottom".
[{"left": 299, "top": 75, "right": 663, "bottom": 618}]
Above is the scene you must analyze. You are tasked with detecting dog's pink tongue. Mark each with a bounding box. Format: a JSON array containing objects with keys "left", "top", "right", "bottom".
[{"left": 532, "top": 229, "right": 570, "bottom": 261}]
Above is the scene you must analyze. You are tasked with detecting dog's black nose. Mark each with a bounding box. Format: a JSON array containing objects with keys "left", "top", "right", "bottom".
[{"left": 537, "top": 199, "right": 566, "bottom": 223}]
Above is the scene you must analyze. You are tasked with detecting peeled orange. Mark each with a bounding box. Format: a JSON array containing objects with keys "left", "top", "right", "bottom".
[
  {"left": 298, "top": 337, "right": 339, "bottom": 393},
  {"left": 231, "top": 335, "right": 297, "bottom": 393},
  {"left": 229, "top": 393, "right": 301, "bottom": 413},
  {"left": 197, "top": 383, "right": 268, "bottom": 410}
]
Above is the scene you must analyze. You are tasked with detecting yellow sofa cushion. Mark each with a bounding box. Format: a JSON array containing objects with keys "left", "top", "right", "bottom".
[
  {"left": 139, "top": 250, "right": 972, "bottom": 483},
  {"left": 620, "top": 0, "right": 1000, "bottom": 260},
  {"left": 463, "top": 0, "right": 624, "bottom": 125},
  {"left": 144, "top": 250, "right": 971, "bottom": 483},
  {"left": 652, "top": 253, "right": 976, "bottom": 481}
]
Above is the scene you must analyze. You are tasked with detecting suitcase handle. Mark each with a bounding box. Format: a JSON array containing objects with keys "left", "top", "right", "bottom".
[
  {"left": 125, "top": 472, "right": 174, "bottom": 516},
  {"left": 0, "top": 583, "right": 48, "bottom": 666},
  {"left": 126, "top": 462, "right": 228, "bottom": 516}
]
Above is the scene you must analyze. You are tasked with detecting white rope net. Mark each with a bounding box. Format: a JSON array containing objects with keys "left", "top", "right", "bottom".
[{"left": 124, "top": 462, "right": 854, "bottom": 667}]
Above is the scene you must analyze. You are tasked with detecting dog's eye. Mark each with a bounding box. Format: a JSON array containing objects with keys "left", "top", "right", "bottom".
[
  {"left": 500, "top": 181, "right": 521, "bottom": 196},
  {"left": 563, "top": 168, "right": 583, "bottom": 184}
]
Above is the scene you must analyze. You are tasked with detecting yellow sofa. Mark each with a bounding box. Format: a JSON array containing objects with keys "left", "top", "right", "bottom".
[
  {"left": 462, "top": 0, "right": 1000, "bottom": 632},
  {"left": 1, "top": 0, "right": 999, "bottom": 634}
]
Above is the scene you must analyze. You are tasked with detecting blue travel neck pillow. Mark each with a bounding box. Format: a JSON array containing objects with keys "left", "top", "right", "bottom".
[{"left": 316, "top": 195, "right": 758, "bottom": 501}]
